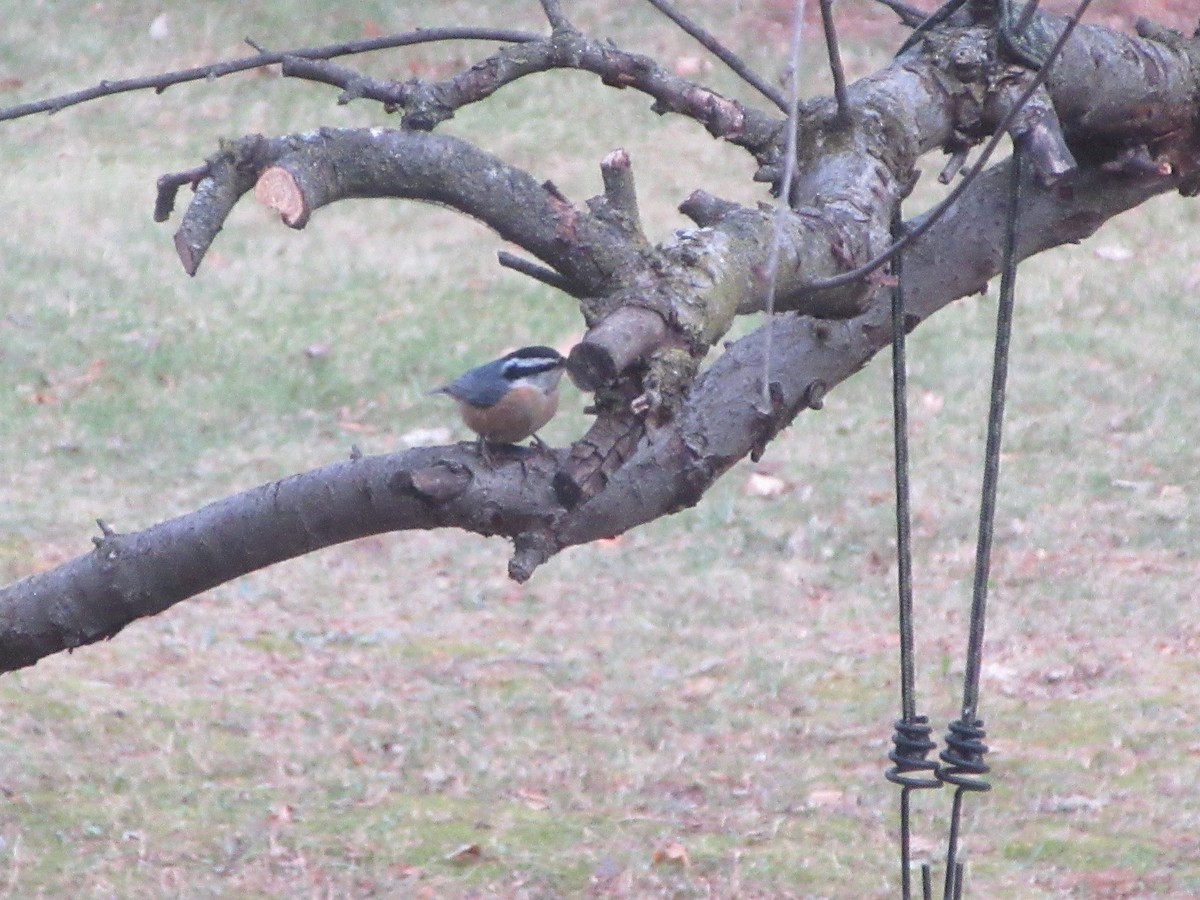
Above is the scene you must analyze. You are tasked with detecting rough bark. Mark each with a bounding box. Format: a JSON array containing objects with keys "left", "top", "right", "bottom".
[{"left": 1, "top": 7, "right": 1198, "bottom": 672}]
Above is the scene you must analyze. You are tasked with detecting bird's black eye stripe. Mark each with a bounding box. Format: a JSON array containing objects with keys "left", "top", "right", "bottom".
[{"left": 501, "top": 357, "right": 562, "bottom": 379}]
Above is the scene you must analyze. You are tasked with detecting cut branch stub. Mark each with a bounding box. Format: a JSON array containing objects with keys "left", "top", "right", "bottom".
[
  {"left": 568, "top": 306, "right": 667, "bottom": 391},
  {"left": 255, "top": 165, "right": 309, "bottom": 227},
  {"left": 589, "top": 148, "right": 647, "bottom": 244},
  {"left": 170, "top": 133, "right": 300, "bottom": 275},
  {"left": 988, "top": 77, "right": 1076, "bottom": 185},
  {"left": 166, "top": 128, "right": 645, "bottom": 291}
]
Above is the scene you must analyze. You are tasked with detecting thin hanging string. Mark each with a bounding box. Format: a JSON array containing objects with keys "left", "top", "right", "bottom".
[
  {"left": 886, "top": 206, "right": 940, "bottom": 900},
  {"left": 760, "top": 0, "right": 807, "bottom": 408},
  {"left": 939, "top": 143, "right": 1025, "bottom": 900}
]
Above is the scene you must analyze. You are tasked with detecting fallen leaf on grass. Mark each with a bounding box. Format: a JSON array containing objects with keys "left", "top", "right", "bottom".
[
  {"left": 805, "top": 788, "right": 845, "bottom": 809},
  {"left": 444, "top": 843, "right": 484, "bottom": 865},
  {"left": 28, "top": 359, "right": 108, "bottom": 406},
  {"left": 516, "top": 787, "right": 549, "bottom": 810},
  {"left": 744, "top": 471, "right": 791, "bottom": 498},
  {"left": 681, "top": 675, "right": 718, "bottom": 701},
  {"left": 303, "top": 342, "right": 331, "bottom": 359},
  {"left": 269, "top": 803, "right": 294, "bottom": 824},
  {"left": 652, "top": 841, "right": 690, "bottom": 867},
  {"left": 1094, "top": 244, "right": 1133, "bottom": 261},
  {"left": 672, "top": 56, "right": 711, "bottom": 77}
]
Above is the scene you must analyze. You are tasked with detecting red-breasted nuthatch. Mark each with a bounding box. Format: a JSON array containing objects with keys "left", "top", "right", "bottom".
[{"left": 433, "top": 345, "right": 567, "bottom": 450}]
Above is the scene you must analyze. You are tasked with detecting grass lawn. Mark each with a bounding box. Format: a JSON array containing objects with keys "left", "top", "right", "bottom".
[{"left": 2, "top": 2, "right": 1199, "bottom": 896}]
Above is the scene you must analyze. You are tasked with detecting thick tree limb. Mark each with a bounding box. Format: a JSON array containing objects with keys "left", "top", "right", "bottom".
[
  {"left": 3, "top": 7, "right": 1199, "bottom": 673},
  {"left": 0, "top": 160, "right": 1173, "bottom": 674},
  {"left": 164, "top": 8, "right": 1200, "bottom": 519},
  {"left": 539, "top": 163, "right": 1179, "bottom": 564},
  {"left": 0, "top": 445, "right": 560, "bottom": 673},
  {"left": 173, "top": 129, "right": 642, "bottom": 293}
]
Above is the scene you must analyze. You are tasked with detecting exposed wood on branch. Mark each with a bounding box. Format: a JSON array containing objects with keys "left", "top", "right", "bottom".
[
  {"left": 2, "top": 6, "right": 1199, "bottom": 672},
  {"left": 0, "top": 160, "right": 1175, "bottom": 673}
]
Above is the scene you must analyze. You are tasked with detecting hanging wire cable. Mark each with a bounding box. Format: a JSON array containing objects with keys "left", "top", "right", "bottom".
[
  {"left": 758, "top": 0, "right": 808, "bottom": 408},
  {"left": 885, "top": 206, "right": 941, "bottom": 900},
  {"left": 937, "top": 141, "right": 1026, "bottom": 900}
]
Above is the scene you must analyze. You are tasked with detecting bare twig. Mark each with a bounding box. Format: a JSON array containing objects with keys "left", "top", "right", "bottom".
[
  {"left": 279, "top": 56, "right": 409, "bottom": 108},
  {"left": 818, "top": 0, "right": 851, "bottom": 123},
  {"left": 1014, "top": 0, "right": 1043, "bottom": 34},
  {"left": 171, "top": 128, "right": 648, "bottom": 293},
  {"left": 870, "top": 0, "right": 929, "bottom": 28},
  {"left": 642, "top": 0, "right": 789, "bottom": 113},
  {"left": 594, "top": 149, "right": 647, "bottom": 244},
  {"left": 497, "top": 251, "right": 582, "bottom": 296},
  {"left": 539, "top": 0, "right": 573, "bottom": 31},
  {"left": 154, "top": 164, "right": 212, "bottom": 223},
  {"left": 0, "top": 27, "right": 541, "bottom": 123},
  {"left": 382, "top": 29, "right": 782, "bottom": 152}
]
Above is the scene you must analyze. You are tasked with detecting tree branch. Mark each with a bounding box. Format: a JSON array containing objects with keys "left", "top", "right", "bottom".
[
  {"left": 641, "top": 0, "right": 789, "bottom": 112},
  {"left": 5, "top": 4, "right": 1199, "bottom": 673},
  {"left": 0, "top": 28, "right": 542, "bottom": 123},
  {"left": 0, "top": 162, "right": 1175, "bottom": 673},
  {"left": 0, "top": 444, "right": 559, "bottom": 673},
  {"left": 171, "top": 128, "right": 644, "bottom": 292}
]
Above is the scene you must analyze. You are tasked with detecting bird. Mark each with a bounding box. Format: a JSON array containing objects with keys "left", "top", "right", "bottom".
[{"left": 433, "top": 346, "right": 567, "bottom": 456}]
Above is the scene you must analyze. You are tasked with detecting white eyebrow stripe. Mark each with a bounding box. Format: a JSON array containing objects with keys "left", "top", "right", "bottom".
[{"left": 502, "top": 357, "right": 561, "bottom": 378}]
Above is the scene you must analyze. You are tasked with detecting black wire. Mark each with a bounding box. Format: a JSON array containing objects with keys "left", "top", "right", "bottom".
[
  {"left": 891, "top": 209, "right": 917, "bottom": 724},
  {"left": 961, "top": 145, "right": 1023, "bottom": 724},
  {"left": 886, "top": 208, "right": 940, "bottom": 900},
  {"left": 939, "top": 140, "right": 1025, "bottom": 900}
]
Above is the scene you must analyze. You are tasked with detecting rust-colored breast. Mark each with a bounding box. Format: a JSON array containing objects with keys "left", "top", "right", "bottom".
[{"left": 458, "top": 385, "right": 559, "bottom": 443}]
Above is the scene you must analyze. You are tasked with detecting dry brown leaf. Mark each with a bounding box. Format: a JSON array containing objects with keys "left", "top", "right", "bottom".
[
  {"left": 444, "top": 843, "right": 484, "bottom": 864},
  {"left": 653, "top": 841, "right": 690, "bottom": 867},
  {"left": 516, "top": 787, "right": 549, "bottom": 810},
  {"left": 269, "top": 803, "right": 294, "bottom": 824},
  {"left": 337, "top": 419, "right": 378, "bottom": 434},
  {"left": 681, "top": 676, "right": 718, "bottom": 701}
]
